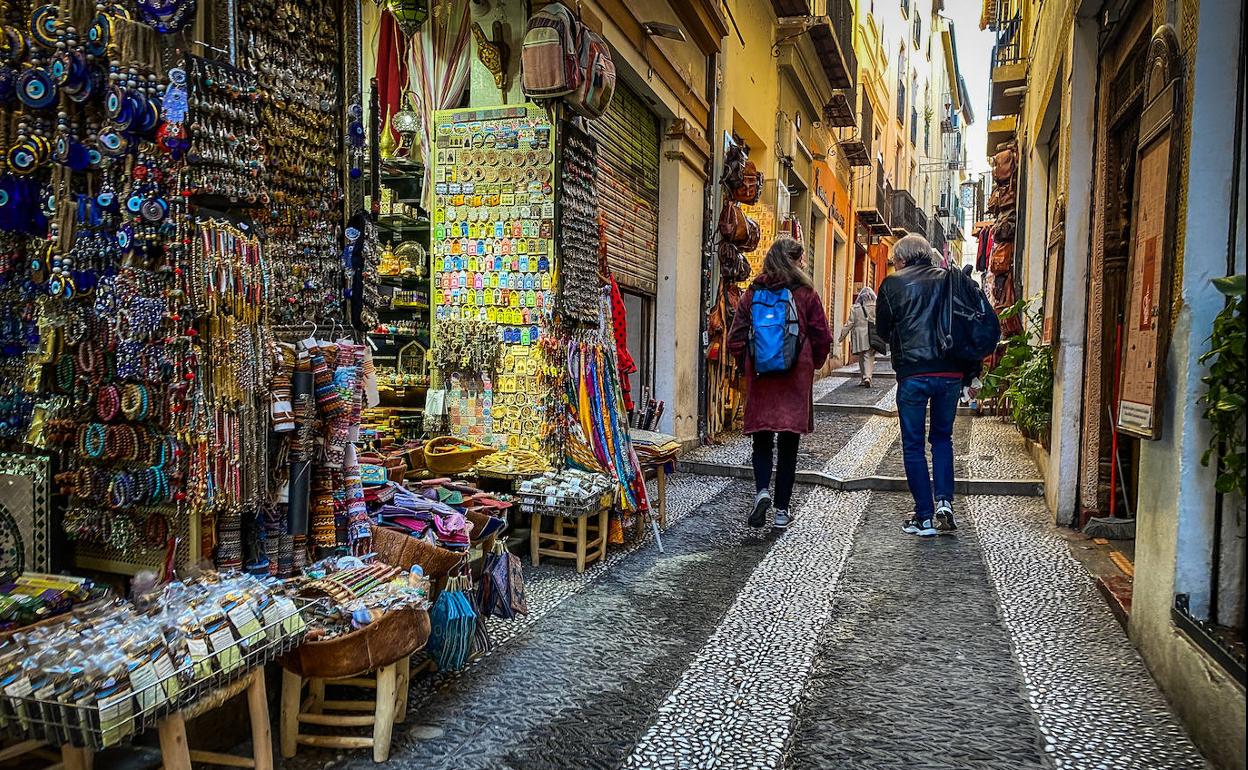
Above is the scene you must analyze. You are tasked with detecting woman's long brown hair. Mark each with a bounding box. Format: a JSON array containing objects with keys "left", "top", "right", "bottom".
[{"left": 759, "top": 236, "right": 812, "bottom": 289}]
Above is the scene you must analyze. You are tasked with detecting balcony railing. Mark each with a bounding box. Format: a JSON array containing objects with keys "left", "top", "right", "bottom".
[
  {"left": 854, "top": 161, "right": 891, "bottom": 234},
  {"left": 931, "top": 217, "right": 947, "bottom": 254},
  {"left": 828, "top": 0, "right": 857, "bottom": 89},
  {"left": 913, "top": 207, "right": 928, "bottom": 237},
  {"left": 992, "top": 13, "right": 1023, "bottom": 68},
  {"left": 890, "top": 188, "right": 915, "bottom": 233}
]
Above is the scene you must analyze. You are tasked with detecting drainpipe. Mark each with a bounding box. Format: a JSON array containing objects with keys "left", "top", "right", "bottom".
[{"left": 697, "top": 51, "right": 720, "bottom": 443}]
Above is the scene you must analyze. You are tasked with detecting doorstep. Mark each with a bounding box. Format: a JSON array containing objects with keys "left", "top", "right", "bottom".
[{"left": 1064, "top": 529, "right": 1136, "bottom": 630}]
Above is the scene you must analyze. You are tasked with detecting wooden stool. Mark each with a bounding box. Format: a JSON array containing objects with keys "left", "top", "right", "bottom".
[
  {"left": 279, "top": 656, "right": 411, "bottom": 763},
  {"left": 59, "top": 668, "right": 272, "bottom": 770},
  {"left": 530, "top": 507, "right": 608, "bottom": 572}
]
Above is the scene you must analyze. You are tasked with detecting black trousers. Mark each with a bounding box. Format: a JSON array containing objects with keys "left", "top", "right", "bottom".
[{"left": 751, "top": 431, "right": 800, "bottom": 510}]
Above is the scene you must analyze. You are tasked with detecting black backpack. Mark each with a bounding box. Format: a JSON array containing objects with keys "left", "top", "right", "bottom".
[{"left": 939, "top": 267, "right": 1001, "bottom": 362}]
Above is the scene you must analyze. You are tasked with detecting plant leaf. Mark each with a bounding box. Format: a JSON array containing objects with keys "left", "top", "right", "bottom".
[{"left": 1212, "top": 274, "right": 1246, "bottom": 296}]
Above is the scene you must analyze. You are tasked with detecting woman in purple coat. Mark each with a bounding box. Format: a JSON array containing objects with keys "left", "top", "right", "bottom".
[{"left": 728, "top": 237, "right": 832, "bottom": 529}]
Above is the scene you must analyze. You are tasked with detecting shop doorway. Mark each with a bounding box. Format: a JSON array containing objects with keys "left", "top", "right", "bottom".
[
  {"left": 621, "top": 289, "right": 653, "bottom": 411},
  {"left": 1089, "top": 26, "right": 1150, "bottom": 520}
]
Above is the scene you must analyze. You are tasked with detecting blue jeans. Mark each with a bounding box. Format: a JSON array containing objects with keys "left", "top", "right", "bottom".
[{"left": 896, "top": 375, "right": 962, "bottom": 518}]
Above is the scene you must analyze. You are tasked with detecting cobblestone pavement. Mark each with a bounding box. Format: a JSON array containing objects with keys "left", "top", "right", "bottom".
[
  {"left": 277, "top": 468, "right": 1206, "bottom": 770},
  {"left": 686, "top": 405, "right": 1039, "bottom": 482}
]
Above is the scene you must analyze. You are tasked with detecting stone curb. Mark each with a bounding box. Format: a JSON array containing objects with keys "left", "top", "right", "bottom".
[
  {"left": 814, "top": 402, "right": 978, "bottom": 417},
  {"left": 677, "top": 459, "right": 1045, "bottom": 497}
]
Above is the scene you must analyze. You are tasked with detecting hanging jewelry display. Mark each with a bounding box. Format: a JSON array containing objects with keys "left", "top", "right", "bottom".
[
  {"left": 239, "top": 0, "right": 346, "bottom": 327},
  {"left": 557, "top": 120, "right": 602, "bottom": 323}
]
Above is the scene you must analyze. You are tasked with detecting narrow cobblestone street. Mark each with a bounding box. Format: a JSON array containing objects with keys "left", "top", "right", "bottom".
[{"left": 281, "top": 372, "right": 1209, "bottom": 770}]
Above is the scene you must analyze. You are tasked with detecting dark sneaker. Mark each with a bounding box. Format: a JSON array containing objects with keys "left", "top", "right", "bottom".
[
  {"left": 773, "top": 509, "right": 793, "bottom": 529},
  {"left": 935, "top": 500, "right": 957, "bottom": 532},
  {"left": 749, "top": 490, "right": 771, "bottom": 528},
  {"left": 902, "top": 516, "right": 938, "bottom": 537}
]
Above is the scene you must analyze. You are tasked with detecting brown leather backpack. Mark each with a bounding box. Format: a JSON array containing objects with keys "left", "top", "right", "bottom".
[
  {"left": 992, "top": 211, "right": 1016, "bottom": 243},
  {"left": 731, "top": 161, "right": 764, "bottom": 205},
  {"left": 718, "top": 201, "right": 748, "bottom": 244},
  {"left": 717, "top": 242, "right": 751, "bottom": 283},
  {"left": 991, "top": 148, "right": 1016, "bottom": 182},
  {"left": 989, "top": 241, "right": 1014, "bottom": 275}
]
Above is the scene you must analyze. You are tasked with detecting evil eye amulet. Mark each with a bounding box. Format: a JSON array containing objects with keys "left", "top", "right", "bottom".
[{"left": 16, "top": 68, "right": 55, "bottom": 109}]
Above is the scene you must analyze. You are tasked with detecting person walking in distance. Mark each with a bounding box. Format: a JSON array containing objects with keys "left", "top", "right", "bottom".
[
  {"left": 837, "top": 286, "right": 879, "bottom": 388},
  {"left": 728, "top": 237, "right": 831, "bottom": 529},
  {"left": 876, "top": 234, "right": 969, "bottom": 536}
]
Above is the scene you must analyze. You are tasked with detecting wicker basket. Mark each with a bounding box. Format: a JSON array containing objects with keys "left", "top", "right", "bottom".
[
  {"left": 371, "top": 525, "right": 464, "bottom": 579},
  {"left": 423, "top": 436, "right": 496, "bottom": 475},
  {"left": 279, "top": 605, "right": 430, "bottom": 679}
]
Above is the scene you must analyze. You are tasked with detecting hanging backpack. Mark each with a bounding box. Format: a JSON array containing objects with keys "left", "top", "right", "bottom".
[
  {"left": 750, "top": 287, "right": 801, "bottom": 374},
  {"left": 567, "top": 28, "right": 616, "bottom": 118},
  {"left": 521, "top": 3, "right": 583, "bottom": 99},
  {"left": 939, "top": 267, "right": 1001, "bottom": 363}
]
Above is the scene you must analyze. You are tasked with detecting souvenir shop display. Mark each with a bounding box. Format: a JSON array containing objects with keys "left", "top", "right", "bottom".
[
  {"left": 238, "top": 0, "right": 346, "bottom": 328},
  {"left": 472, "top": 447, "right": 551, "bottom": 478},
  {"left": 295, "top": 557, "right": 430, "bottom": 642},
  {"left": 0, "top": 572, "right": 106, "bottom": 633},
  {"left": 0, "top": 570, "right": 306, "bottom": 750},
  {"left": 539, "top": 329, "right": 650, "bottom": 528},
  {"left": 517, "top": 468, "right": 612, "bottom": 518},
  {"left": 986, "top": 143, "right": 1022, "bottom": 342},
  {"left": 430, "top": 104, "right": 555, "bottom": 452},
  {"left": 557, "top": 120, "right": 600, "bottom": 323}
]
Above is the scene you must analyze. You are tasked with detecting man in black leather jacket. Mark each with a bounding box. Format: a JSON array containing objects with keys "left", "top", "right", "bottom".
[{"left": 876, "top": 234, "right": 966, "bottom": 537}]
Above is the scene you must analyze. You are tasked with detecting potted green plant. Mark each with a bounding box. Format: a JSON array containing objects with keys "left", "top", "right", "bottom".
[
  {"left": 980, "top": 296, "right": 1053, "bottom": 446},
  {"left": 1199, "top": 274, "right": 1246, "bottom": 498}
]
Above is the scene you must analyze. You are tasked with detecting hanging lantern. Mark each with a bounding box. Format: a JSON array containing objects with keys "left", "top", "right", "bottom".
[
  {"left": 392, "top": 91, "right": 422, "bottom": 160},
  {"left": 388, "top": 0, "right": 429, "bottom": 37}
]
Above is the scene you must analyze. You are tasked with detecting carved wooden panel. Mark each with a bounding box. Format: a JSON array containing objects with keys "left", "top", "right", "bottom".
[{"left": 1116, "top": 25, "right": 1182, "bottom": 440}]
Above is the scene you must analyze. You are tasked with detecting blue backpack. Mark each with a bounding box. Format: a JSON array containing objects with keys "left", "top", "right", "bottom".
[{"left": 750, "top": 287, "right": 801, "bottom": 374}]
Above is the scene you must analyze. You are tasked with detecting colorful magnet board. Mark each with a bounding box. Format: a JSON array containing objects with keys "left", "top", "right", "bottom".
[{"left": 431, "top": 105, "right": 555, "bottom": 451}]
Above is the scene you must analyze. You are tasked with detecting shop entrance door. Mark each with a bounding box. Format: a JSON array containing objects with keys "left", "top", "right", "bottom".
[{"left": 1089, "top": 24, "right": 1150, "bottom": 518}]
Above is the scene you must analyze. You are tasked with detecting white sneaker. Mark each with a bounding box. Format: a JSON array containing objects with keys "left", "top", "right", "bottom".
[
  {"left": 902, "top": 515, "right": 938, "bottom": 537},
  {"left": 773, "top": 509, "right": 793, "bottom": 529}
]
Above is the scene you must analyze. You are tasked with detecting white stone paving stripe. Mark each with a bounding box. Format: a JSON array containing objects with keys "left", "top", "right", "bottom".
[
  {"left": 968, "top": 494, "right": 1208, "bottom": 769},
  {"left": 822, "top": 415, "right": 899, "bottom": 478},
  {"left": 622, "top": 488, "right": 869, "bottom": 770}
]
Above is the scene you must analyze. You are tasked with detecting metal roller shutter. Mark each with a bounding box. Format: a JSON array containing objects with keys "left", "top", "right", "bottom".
[{"left": 588, "top": 82, "right": 661, "bottom": 295}]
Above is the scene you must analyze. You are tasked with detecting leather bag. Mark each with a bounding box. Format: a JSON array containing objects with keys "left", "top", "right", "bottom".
[
  {"left": 718, "top": 201, "right": 748, "bottom": 244},
  {"left": 991, "top": 148, "right": 1016, "bottom": 182},
  {"left": 731, "top": 161, "right": 763, "bottom": 205},
  {"left": 989, "top": 240, "right": 1014, "bottom": 275}
]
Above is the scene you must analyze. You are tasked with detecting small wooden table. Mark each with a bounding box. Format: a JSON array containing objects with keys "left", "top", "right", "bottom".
[
  {"left": 59, "top": 668, "right": 273, "bottom": 770},
  {"left": 530, "top": 506, "right": 609, "bottom": 573}
]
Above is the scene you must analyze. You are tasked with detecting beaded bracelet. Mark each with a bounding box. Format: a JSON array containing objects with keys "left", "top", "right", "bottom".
[
  {"left": 121, "top": 383, "right": 149, "bottom": 420},
  {"left": 84, "top": 422, "right": 106, "bottom": 458},
  {"left": 105, "top": 423, "right": 138, "bottom": 461},
  {"left": 97, "top": 384, "right": 121, "bottom": 421}
]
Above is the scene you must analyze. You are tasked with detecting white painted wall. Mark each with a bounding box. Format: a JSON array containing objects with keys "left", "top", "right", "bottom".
[{"left": 1045, "top": 15, "right": 1096, "bottom": 526}]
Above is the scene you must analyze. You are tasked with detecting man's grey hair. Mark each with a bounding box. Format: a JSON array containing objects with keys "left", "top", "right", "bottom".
[{"left": 893, "top": 233, "right": 933, "bottom": 267}]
